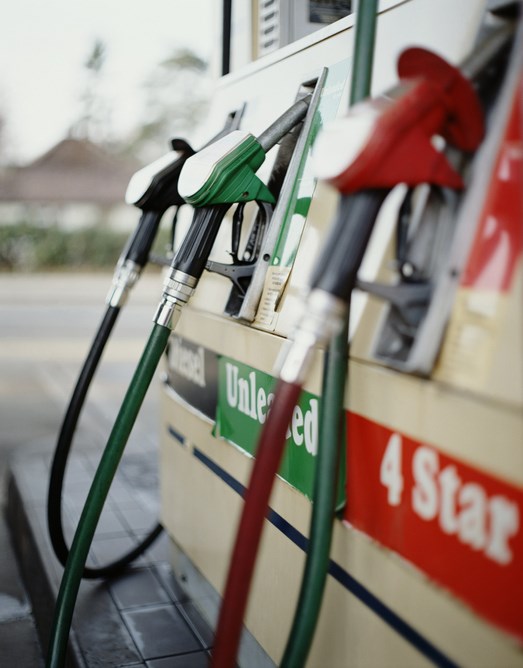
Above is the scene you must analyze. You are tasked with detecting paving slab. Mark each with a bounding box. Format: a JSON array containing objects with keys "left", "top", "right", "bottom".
[{"left": 6, "top": 450, "right": 214, "bottom": 667}]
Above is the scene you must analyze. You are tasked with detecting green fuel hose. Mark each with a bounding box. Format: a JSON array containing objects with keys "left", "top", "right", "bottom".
[
  {"left": 348, "top": 0, "right": 379, "bottom": 105},
  {"left": 46, "top": 323, "right": 170, "bottom": 668},
  {"left": 47, "top": 304, "right": 163, "bottom": 579},
  {"left": 281, "top": 2, "right": 379, "bottom": 665},
  {"left": 280, "top": 320, "right": 348, "bottom": 668}
]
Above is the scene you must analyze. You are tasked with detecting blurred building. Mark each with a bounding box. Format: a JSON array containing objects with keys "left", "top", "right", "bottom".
[{"left": 0, "top": 137, "right": 139, "bottom": 230}]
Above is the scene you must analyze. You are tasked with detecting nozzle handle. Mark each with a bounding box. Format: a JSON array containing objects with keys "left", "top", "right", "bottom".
[
  {"left": 309, "top": 190, "right": 388, "bottom": 301},
  {"left": 170, "top": 204, "right": 230, "bottom": 279},
  {"left": 257, "top": 96, "right": 311, "bottom": 152},
  {"left": 125, "top": 209, "right": 164, "bottom": 268}
]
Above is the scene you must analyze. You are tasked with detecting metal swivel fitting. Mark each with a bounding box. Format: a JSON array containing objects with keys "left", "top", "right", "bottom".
[
  {"left": 153, "top": 269, "right": 198, "bottom": 329},
  {"left": 106, "top": 259, "right": 141, "bottom": 308},
  {"left": 277, "top": 289, "right": 347, "bottom": 384}
]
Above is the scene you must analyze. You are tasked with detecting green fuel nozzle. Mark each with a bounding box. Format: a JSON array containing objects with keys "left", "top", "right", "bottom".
[
  {"left": 178, "top": 131, "right": 274, "bottom": 206},
  {"left": 178, "top": 95, "right": 311, "bottom": 206},
  {"left": 154, "top": 96, "right": 311, "bottom": 329}
]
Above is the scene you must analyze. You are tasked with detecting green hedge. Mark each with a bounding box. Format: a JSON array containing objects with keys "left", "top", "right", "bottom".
[{"left": 0, "top": 223, "right": 171, "bottom": 271}]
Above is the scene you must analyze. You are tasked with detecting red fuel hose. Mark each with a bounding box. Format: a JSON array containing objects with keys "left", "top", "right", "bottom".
[{"left": 211, "top": 379, "right": 302, "bottom": 668}]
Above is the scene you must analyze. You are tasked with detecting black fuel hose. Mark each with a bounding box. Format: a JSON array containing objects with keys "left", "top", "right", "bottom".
[
  {"left": 47, "top": 203, "right": 176, "bottom": 578},
  {"left": 46, "top": 127, "right": 238, "bottom": 579},
  {"left": 47, "top": 304, "right": 163, "bottom": 578},
  {"left": 125, "top": 209, "right": 168, "bottom": 268}
]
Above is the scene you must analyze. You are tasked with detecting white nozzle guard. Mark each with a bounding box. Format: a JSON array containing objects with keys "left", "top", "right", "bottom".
[
  {"left": 312, "top": 102, "right": 382, "bottom": 183},
  {"left": 178, "top": 130, "right": 252, "bottom": 200},
  {"left": 125, "top": 150, "right": 182, "bottom": 206}
]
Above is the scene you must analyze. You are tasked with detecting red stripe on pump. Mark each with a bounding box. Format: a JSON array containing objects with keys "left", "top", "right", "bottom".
[
  {"left": 344, "top": 411, "right": 523, "bottom": 641},
  {"left": 461, "top": 81, "right": 523, "bottom": 292}
]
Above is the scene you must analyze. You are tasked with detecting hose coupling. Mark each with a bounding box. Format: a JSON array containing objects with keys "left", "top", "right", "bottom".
[
  {"left": 106, "top": 259, "right": 141, "bottom": 308},
  {"left": 153, "top": 269, "right": 198, "bottom": 329},
  {"left": 277, "top": 289, "right": 347, "bottom": 384}
]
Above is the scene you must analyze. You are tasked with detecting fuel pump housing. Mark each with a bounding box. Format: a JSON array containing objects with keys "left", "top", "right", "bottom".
[{"left": 159, "top": 3, "right": 523, "bottom": 667}]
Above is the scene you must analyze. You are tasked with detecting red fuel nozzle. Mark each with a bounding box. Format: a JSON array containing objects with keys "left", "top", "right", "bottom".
[{"left": 315, "top": 47, "right": 485, "bottom": 193}]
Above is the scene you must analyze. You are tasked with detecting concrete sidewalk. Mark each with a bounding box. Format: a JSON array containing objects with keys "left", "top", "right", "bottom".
[{"left": 0, "top": 271, "right": 212, "bottom": 666}]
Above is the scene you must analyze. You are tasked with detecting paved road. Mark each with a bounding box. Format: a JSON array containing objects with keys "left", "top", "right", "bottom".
[{"left": 0, "top": 270, "right": 165, "bottom": 504}]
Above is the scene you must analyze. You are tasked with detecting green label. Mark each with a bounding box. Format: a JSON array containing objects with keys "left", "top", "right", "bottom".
[
  {"left": 272, "top": 58, "right": 350, "bottom": 268},
  {"left": 215, "top": 356, "right": 320, "bottom": 498}
]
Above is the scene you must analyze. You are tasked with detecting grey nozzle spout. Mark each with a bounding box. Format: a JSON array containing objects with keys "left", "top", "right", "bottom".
[{"left": 257, "top": 95, "right": 312, "bottom": 153}]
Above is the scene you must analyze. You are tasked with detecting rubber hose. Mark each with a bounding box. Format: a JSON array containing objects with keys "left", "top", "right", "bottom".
[
  {"left": 349, "top": 0, "right": 379, "bottom": 104},
  {"left": 281, "top": 1, "right": 379, "bottom": 664},
  {"left": 46, "top": 323, "right": 171, "bottom": 668},
  {"left": 281, "top": 319, "right": 349, "bottom": 668},
  {"left": 47, "top": 305, "right": 163, "bottom": 579},
  {"left": 211, "top": 380, "right": 302, "bottom": 668}
]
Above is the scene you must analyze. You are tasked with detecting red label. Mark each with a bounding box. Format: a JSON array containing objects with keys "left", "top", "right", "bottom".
[
  {"left": 461, "top": 81, "right": 523, "bottom": 292},
  {"left": 345, "top": 412, "right": 523, "bottom": 641}
]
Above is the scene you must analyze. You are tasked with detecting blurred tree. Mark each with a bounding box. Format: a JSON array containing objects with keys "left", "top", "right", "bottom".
[
  {"left": 0, "top": 96, "right": 13, "bottom": 166},
  {"left": 71, "top": 39, "right": 111, "bottom": 144},
  {"left": 125, "top": 48, "right": 211, "bottom": 161},
  {"left": 0, "top": 107, "right": 6, "bottom": 163}
]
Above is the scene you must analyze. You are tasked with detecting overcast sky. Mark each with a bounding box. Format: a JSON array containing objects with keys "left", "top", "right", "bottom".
[{"left": 0, "top": 0, "right": 214, "bottom": 162}]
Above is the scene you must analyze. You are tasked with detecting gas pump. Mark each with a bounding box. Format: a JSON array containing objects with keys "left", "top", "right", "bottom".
[
  {"left": 212, "top": 24, "right": 517, "bottom": 666},
  {"left": 152, "top": 4, "right": 522, "bottom": 668},
  {"left": 44, "top": 2, "right": 523, "bottom": 667}
]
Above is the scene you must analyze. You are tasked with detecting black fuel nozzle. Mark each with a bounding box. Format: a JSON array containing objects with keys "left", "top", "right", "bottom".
[
  {"left": 153, "top": 96, "right": 312, "bottom": 330},
  {"left": 106, "top": 139, "right": 195, "bottom": 308},
  {"left": 126, "top": 139, "right": 195, "bottom": 212},
  {"left": 123, "top": 138, "right": 195, "bottom": 267}
]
